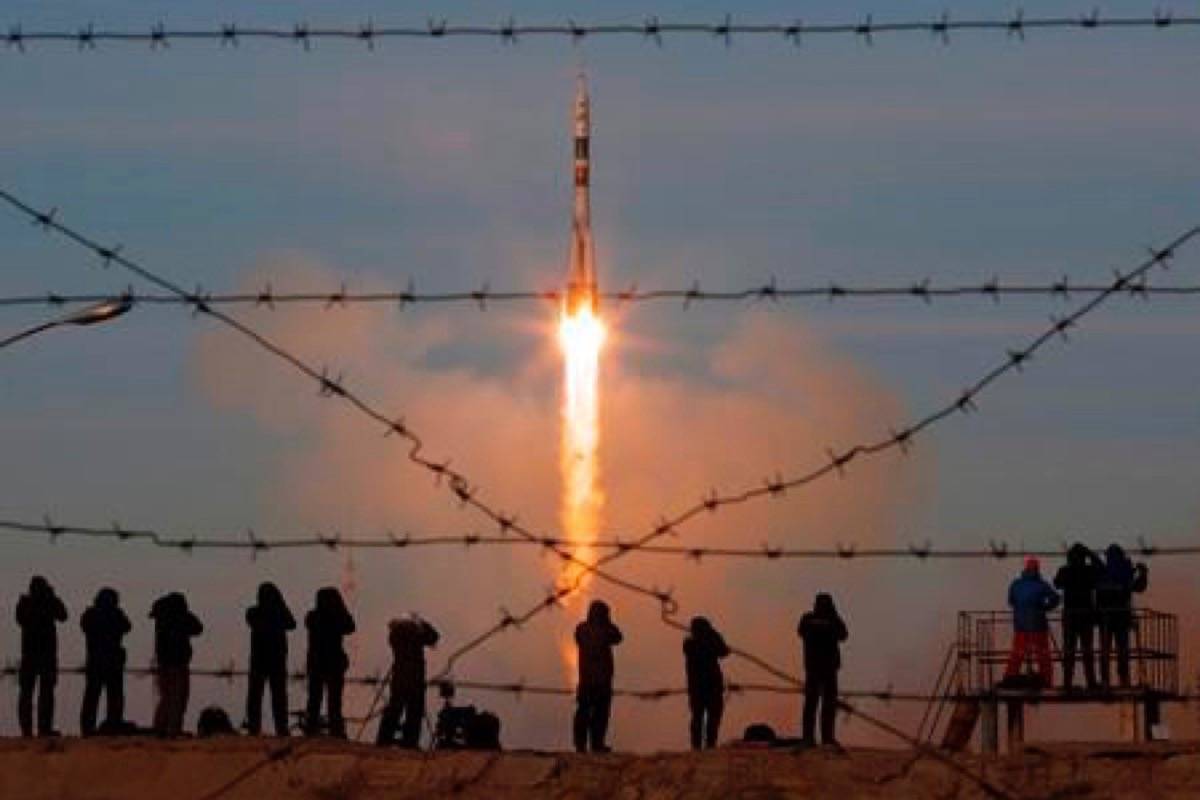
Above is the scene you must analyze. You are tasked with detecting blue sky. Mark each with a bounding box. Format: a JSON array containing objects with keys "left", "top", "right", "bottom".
[{"left": 2, "top": 1, "right": 1199, "bottom": 749}]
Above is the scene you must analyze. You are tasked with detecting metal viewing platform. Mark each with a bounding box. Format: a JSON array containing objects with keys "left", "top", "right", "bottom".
[{"left": 921, "top": 609, "right": 1179, "bottom": 755}]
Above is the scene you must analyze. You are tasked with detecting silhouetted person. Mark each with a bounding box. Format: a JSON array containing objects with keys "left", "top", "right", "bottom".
[
  {"left": 16, "top": 576, "right": 68, "bottom": 737},
  {"left": 1097, "top": 544, "right": 1149, "bottom": 688},
  {"left": 304, "top": 587, "right": 355, "bottom": 737},
  {"left": 797, "top": 593, "right": 848, "bottom": 748},
  {"left": 573, "top": 600, "right": 623, "bottom": 753},
  {"left": 683, "top": 616, "right": 730, "bottom": 750},
  {"left": 150, "top": 592, "right": 203, "bottom": 737},
  {"left": 1003, "top": 557, "right": 1060, "bottom": 687},
  {"left": 245, "top": 582, "right": 296, "bottom": 736},
  {"left": 80, "top": 587, "right": 131, "bottom": 736},
  {"left": 377, "top": 615, "right": 440, "bottom": 748},
  {"left": 1053, "top": 544, "right": 1103, "bottom": 691}
]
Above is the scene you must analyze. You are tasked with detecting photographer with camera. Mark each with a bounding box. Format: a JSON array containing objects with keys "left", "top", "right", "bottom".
[{"left": 377, "top": 614, "right": 439, "bottom": 748}]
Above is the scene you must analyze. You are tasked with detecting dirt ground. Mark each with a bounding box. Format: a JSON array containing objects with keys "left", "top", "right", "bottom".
[{"left": 2, "top": 738, "right": 1200, "bottom": 799}]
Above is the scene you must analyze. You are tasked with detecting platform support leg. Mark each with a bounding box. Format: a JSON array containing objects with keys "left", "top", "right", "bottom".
[
  {"left": 1005, "top": 700, "right": 1024, "bottom": 754},
  {"left": 980, "top": 698, "right": 999, "bottom": 757}
]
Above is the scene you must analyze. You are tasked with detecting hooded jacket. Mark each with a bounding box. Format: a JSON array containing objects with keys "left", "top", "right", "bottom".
[
  {"left": 16, "top": 578, "right": 68, "bottom": 668},
  {"left": 150, "top": 593, "right": 203, "bottom": 668},
  {"left": 1008, "top": 569, "right": 1060, "bottom": 633},
  {"left": 80, "top": 589, "right": 131, "bottom": 671},
  {"left": 575, "top": 601, "right": 623, "bottom": 690},
  {"left": 246, "top": 583, "right": 296, "bottom": 672},
  {"left": 683, "top": 618, "right": 730, "bottom": 695},
  {"left": 388, "top": 617, "right": 440, "bottom": 689},
  {"left": 305, "top": 588, "right": 356, "bottom": 674},
  {"left": 1053, "top": 544, "right": 1103, "bottom": 619},
  {"left": 797, "top": 595, "right": 849, "bottom": 674}
]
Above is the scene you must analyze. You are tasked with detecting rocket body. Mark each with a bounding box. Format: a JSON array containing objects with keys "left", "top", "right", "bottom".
[{"left": 565, "top": 75, "right": 598, "bottom": 315}]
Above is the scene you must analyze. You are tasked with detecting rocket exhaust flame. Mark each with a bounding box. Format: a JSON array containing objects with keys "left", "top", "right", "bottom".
[{"left": 558, "top": 305, "right": 606, "bottom": 591}]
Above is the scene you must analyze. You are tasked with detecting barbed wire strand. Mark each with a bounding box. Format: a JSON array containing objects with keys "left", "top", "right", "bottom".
[
  {"left": 3, "top": 663, "right": 1190, "bottom": 705},
  {"left": 3, "top": 517, "right": 1197, "bottom": 562},
  {"left": 0, "top": 187, "right": 673, "bottom": 613},
  {"left": 2, "top": 12, "right": 1198, "bottom": 52},
  {"left": 2, "top": 281, "right": 1199, "bottom": 313}
]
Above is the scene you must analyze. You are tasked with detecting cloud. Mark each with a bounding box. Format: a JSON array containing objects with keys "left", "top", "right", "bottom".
[{"left": 191, "top": 255, "right": 931, "bottom": 749}]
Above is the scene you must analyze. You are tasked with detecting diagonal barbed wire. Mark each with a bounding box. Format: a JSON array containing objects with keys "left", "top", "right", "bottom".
[
  {"left": 3, "top": 516, "right": 1197, "bottom": 563},
  {"left": 0, "top": 186, "right": 676, "bottom": 616},
  {"left": 2, "top": 11, "right": 1197, "bottom": 52},
  {"left": 2, "top": 280, "right": 1199, "bottom": 314},
  {"left": 432, "top": 223, "right": 1200, "bottom": 682}
]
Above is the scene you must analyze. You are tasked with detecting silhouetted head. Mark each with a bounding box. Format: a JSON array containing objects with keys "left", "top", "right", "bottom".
[
  {"left": 1106, "top": 543, "right": 1128, "bottom": 564},
  {"left": 690, "top": 616, "right": 714, "bottom": 637},
  {"left": 1067, "top": 543, "right": 1089, "bottom": 568},
  {"left": 316, "top": 587, "right": 345, "bottom": 614},
  {"left": 586, "top": 600, "right": 611, "bottom": 624},
  {"left": 95, "top": 587, "right": 119, "bottom": 609},
  {"left": 29, "top": 576, "right": 51, "bottom": 598},
  {"left": 1024, "top": 556, "right": 1041, "bottom": 575},
  {"left": 257, "top": 582, "right": 284, "bottom": 609},
  {"left": 151, "top": 591, "right": 186, "bottom": 619},
  {"left": 813, "top": 593, "right": 836, "bottom": 617}
]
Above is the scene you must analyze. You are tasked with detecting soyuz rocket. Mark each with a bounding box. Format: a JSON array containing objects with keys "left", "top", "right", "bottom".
[{"left": 565, "top": 74, "right": 598, "bottom": 315}]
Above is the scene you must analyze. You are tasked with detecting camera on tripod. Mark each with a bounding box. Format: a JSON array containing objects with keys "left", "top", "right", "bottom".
[{"left": 433, "top": 681, "right": 502, "bottom": 750}]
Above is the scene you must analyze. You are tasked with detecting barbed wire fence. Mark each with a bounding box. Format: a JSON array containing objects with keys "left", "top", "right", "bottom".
[
  {"left": 430, "top": 223, "right": 1200, "bottom": 683},
  {"left": 2, "top": 280, "right": 1199, "bottom": 313},
  {"left": 2, "top": 12, "right": 1198, "bottom": 52},
  {"left": 4, "top": 187, "right": 1198, "bottom": 773},
  {"left": 3, "top": 517, "right": 1197, "bottom": 562},
  {"left": 0, "top": 186, "right": 682, "bottom": 616},
  {"left": 4, "top": 193, "right": 1198, "bottom": 797}
]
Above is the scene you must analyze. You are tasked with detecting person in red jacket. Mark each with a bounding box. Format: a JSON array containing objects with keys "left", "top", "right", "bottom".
[{"left": 1003, "top": 557, "right": 1060, "bottom": 688}]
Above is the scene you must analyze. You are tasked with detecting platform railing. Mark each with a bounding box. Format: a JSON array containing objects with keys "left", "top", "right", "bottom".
[{"left": 954, "top": 608, "right": 1178, "bottom": 696}]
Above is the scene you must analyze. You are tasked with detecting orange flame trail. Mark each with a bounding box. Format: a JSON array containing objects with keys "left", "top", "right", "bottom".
[{"left": 557, "top": 304, "right": 606, "bottom": 682}]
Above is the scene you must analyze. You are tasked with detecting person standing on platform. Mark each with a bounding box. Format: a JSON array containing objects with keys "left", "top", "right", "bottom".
[{"left": 1003, "top": 557, "right": 1059, "bottom": 688}]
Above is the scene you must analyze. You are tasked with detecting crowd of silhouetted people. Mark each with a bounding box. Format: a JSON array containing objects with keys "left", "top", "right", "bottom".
[{"left": 10, "top": 545, "right": 1153, "bottom": 750}]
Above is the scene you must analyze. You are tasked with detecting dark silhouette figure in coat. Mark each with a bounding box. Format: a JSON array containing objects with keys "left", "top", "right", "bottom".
[
  {"left": 304, "top": 587, "right": 356, "bottom": 737},
  {"left": 683, "top": 616, "right": 730, "bottom": 750},
  {"left": 80, "top": 587, "right": 131, "bottom": 736},
  {"left": 1097, "top": 544, "right": 1149, "bottom": 688},
  {"left": 1053, "top": 544, "right": 1103, "bottom": 690},
  {"left": 150, "top": 592, "right": 203, "bottom": 737},
  {"left": 377, "top": 615, "right": 440, "bottom": 748},
  {"left": 573, "top": 600, "right": 623, "bottom": 753},
  {"left": 797, "top": 593, "right": 848, "bottom": 747},
  {"left": 16, "top": 576, "right": 68, "bottom": 737},
  {"left": 245, "top": 582, "right": 296, "bottom": 736}
]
